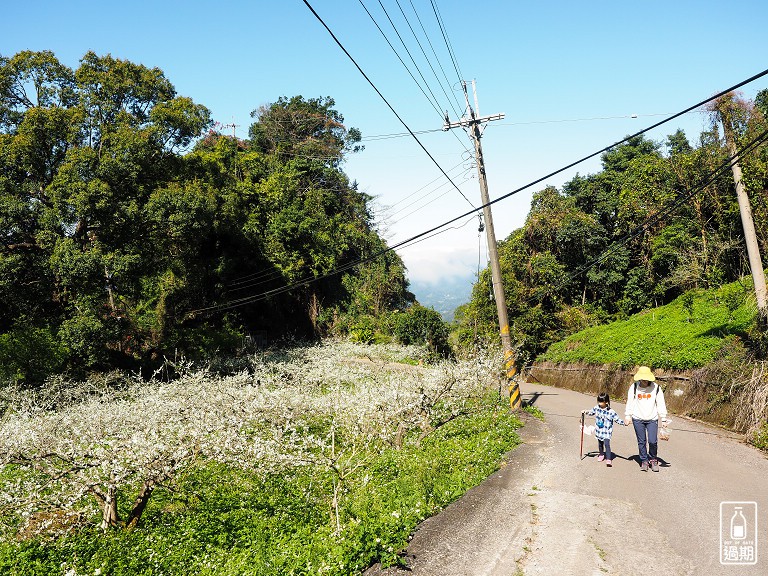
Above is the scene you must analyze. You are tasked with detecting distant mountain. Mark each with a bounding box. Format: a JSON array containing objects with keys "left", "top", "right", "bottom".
[{"left": 409, "top": 274, "right": 476, "bottom": 322}]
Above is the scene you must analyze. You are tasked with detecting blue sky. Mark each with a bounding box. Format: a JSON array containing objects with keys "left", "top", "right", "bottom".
[{"left": 3, "top": 0, "right": 768, "bottom": 288}]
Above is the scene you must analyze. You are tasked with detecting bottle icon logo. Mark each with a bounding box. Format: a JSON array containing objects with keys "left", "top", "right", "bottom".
[
  {"left": 720, "top": 502, "right": 757, "bottom": 565},
  {"left": 730, "top": 507, "right": 747, "bottom": 540}
]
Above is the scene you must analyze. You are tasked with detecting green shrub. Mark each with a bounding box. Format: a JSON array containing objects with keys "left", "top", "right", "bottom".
[
  {"left": 751, "top": 422, "right": 768, "bottom": 451},
  {"left": 393, "top": 305, "right": 450, "bottom": 356},
  {"left": 349, "top": 315, "right": 377, "bottom": 344},
  {"left": 0, "top": 325, "right": 68, "bottom": 384}
]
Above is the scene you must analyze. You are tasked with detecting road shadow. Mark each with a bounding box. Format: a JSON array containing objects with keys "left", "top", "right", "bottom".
[
  {"left": 582, "top": 452, "right": 672, "bottom": 470},
  {"left": 522, "top": 391, "right": 558, "bottom": 407},
  {"left": 626, "top": 454, "right": 672, "bottom": 468},
  {"left": 582, "top": 451, "right": 632, "bottom": 462}
]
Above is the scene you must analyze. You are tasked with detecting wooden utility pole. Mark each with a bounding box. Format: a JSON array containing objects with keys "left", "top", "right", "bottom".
[
  {"left": 716, "top": 94, "right": 768, "bottom": 322},
  {"left": 444, "top": 80, "right": 521, "bottom": 409}
]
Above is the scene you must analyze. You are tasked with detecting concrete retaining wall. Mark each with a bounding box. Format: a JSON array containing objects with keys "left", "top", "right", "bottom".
[{"left": 524, "top": 361, "right": 740, "bottom": 429}]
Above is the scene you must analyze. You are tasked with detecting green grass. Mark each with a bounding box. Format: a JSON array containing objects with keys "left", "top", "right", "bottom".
[
  {"left": 537, "top": 281, "right": 757, "bottom": 370},
  {"left": 0, "top": 396, "right": 522, "bottom": 576},
  {"left": 751, "top": 422, "right": 768, "bottom": 451}
]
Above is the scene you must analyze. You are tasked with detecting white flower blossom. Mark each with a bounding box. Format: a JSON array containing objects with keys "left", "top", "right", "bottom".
[{"left": 0, "top": 340, "right": 501, "bottom": 537}]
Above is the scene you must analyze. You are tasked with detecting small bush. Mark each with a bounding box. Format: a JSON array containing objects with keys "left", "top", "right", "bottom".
[
  {"left": 751, "top": 422, "right": 768, "bottom": 451},
  {"left": 0, "top": 325, "right": 68, "bottom": 384},
  {"left": 349, "top": 315, "right": 377, "bottom": 344},
  {"left": 393, "top": 305, "right": 450, "bottom": 356}
]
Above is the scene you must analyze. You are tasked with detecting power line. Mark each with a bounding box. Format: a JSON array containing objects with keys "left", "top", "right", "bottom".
[
  {"left": 373, "top": 0, "right": 446, "bottom": 120},
  {"left": 429, "top": 0, "right": 464, "bottom": 86},
  {"left": 389, "top": 171, "right": 472, "bottom": 223},
  {"left": 358, "top": 0, "right": 444, "bottom": 120},
  {"left": 189, "top": 67, "right": 768, "bottom": 316},
  {"left": 382, "top": 158, "right": 466, "bottom": 209},
  {"left": 393, "top": 0, "right": 462, "bottom": 120},
  {"left": 360, "top": 111, "right": 700, "bottom": 141},
  {"left": 362, "top": 127, "right": 443, "bottom": 141},
  {"left": 357, "top": 0, "right": 473, "bottom": 157},
  {"left": 302, "top": 0, "right": 477, "bottom": 210},
  {"left": 406, "top": 0, "right": 465, "bottom": 115}
]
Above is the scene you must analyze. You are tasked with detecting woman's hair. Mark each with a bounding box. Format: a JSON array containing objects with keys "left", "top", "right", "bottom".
[{"left": 597, "top": 392, "right": 610, "bottom": 407}]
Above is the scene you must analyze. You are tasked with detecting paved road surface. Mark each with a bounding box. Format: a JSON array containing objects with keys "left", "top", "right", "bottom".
[{"left": 372, "top": 382, "right": 768, "bottom": 575}]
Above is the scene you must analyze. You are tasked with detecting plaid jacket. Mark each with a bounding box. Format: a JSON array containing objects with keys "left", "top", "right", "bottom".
[{"left": 585, "top": 405, "right": 625, "bottom": 440}]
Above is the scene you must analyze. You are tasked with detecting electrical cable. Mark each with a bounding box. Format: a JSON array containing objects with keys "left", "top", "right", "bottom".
[
  {"left": 358, "top": 0, "right": 444, "bottom": 120},
  {"left": 188, "top": 67, "right": 768, "bottom": 316},
  {"left": 304, "top": 0, "right": 477, "bottom": 211},
  {"left": 393, "top": 0, "right": 462, "bottom": 120},
  {"left": 384, "top": 158, "right": 466, "bottom": 209},
  {"left": 472, "top": 67, "right": 768, "bottom": 214},
  {"left": 358, "top": 0, "right": 474, "bottom": 157},
  {"left": 360, "top": 111, "right": 699, "bottom": 141},
  {"left": 362, "top": 128, "right": 443, "bottom": 141},
  {"left": 406, "top": 0, "right": 465, "bottom": 116},
  {"left": 429, "top": 0, "right": 464, "bottom": 87},
  {"left": 374, "top": 0, "right": 448, "bottom": 121},
  {"left": 390, "top": 172, "right": 472, "bottom": 222}
]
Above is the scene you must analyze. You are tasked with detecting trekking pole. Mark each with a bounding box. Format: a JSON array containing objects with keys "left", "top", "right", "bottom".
[{"left": 580, "top": 412, "right": 585, "bottom": 460}]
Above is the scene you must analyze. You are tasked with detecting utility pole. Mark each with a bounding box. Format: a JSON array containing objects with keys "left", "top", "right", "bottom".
[
  {"left": 716, "top": 94, "right": 768, "bottom": 323},
  {"left": 444, "top": 80, "right": 522, "bottom": 409},
  {"left": 221, "top": 118, "right": 240, "bottom": 138}
]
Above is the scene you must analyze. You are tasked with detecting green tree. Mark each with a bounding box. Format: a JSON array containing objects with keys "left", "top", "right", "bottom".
[{"left": 393, "top": 305, "right": 449, "bottom": 355}]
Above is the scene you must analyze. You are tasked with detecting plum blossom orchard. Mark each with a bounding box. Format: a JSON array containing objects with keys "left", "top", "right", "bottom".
[{"left": 0, "top": 341, "right": 502, "bottom": 538}]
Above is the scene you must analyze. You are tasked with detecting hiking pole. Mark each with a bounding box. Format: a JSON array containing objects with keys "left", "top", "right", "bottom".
[{"left": 580, "top": 412, "right": 585, "bottom": 460}]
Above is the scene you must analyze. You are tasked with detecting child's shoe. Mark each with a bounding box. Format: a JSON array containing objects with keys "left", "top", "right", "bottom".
[
  {"left": 597, "top": 453, "right": 605, "bottom": 462},
  {"left": 640, "top": 460, "right": 649, "bottom": 472},
  {"left": 605, "top": 459, "right": 612, "bottom": 467},
  {"left": 650, "top": 459, "right": 659, "bottom": 472}
]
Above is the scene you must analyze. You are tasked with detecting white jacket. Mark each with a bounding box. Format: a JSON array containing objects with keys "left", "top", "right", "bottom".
[{"left": 625, "top": 381, "right": 667, "bottom": 421}]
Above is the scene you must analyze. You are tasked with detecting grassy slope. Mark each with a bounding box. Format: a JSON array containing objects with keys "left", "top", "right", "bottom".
[{"left": 537, "top": 281, "right": 756, "bottom": 370}]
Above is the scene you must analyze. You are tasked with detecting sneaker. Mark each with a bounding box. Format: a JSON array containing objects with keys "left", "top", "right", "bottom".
[
  {"left": 605, "top": 459, "right": 612, "bottom": 467},
  {"left": 597, "top": 454, "right": 605, "bottom": 462},
  {"left": 641, "top": 460, "right": 649, "bottom": 472},
  {"left": 650, "top": 459, "right": 659, "bottom": 472}
]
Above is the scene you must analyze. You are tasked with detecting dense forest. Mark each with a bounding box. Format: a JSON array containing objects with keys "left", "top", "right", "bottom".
[
  {"left": 4, "top": 49, "right": 768, "bottom": 384},
  {"left": 0, "top": 50, "right": 420, "bottom": 383},
  {"left": 455, "top": 90, "right": 768, "bottom": 365}
]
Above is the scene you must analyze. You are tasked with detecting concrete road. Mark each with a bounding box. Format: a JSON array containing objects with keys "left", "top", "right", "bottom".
[{"left": 371, "top": 381, "right": 768, "bottom": 575}]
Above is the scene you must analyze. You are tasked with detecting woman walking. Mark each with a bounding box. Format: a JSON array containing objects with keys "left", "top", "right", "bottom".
[{"left": 625, "top": 366, "right": 668, "bottom": 472}]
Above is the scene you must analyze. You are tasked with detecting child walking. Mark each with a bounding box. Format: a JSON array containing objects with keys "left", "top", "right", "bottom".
[{"left": 582, "top": 392, "right": 625, "bottom": 467}]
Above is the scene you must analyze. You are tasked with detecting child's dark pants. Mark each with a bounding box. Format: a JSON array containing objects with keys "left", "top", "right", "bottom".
[{"left": 598, "top": 438, "right": 612, "bottom": 459}]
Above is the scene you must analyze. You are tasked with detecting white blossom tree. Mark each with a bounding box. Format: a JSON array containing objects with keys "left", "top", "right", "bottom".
[{"left": 0, "top": 341, "right": 501, "bottom": 538}]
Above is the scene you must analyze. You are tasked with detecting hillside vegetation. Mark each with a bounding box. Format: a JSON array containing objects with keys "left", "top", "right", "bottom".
[
  {"left": 1, "top": 51, "right": 434, "bottom": 385},
  {"left": 454, "top": 91, "right": 768, "bottom": 366},
  {"left": 537, "top": 279, "right": 756, "bottom": 369}
]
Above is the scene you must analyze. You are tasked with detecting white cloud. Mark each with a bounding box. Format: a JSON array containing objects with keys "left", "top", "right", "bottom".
[{"left": 398, "top": 242, "right": 479, "bottom": 286}]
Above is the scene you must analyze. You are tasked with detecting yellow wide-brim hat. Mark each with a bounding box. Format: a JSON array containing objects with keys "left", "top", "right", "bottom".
[{"left": 633, "top": 365, "right": 656, "bottom": 382}]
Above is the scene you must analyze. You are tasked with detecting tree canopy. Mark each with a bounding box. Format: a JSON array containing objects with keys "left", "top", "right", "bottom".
[
  {"left": 456, "top": 92, "right": 768, "bottom": 364},
  {"left": 0, "top": 51, "right": 413, "bottom": 383}
]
